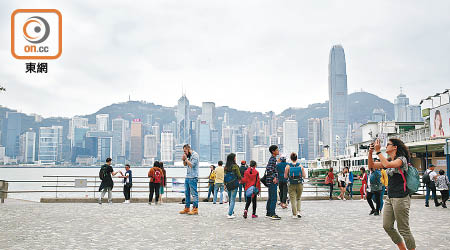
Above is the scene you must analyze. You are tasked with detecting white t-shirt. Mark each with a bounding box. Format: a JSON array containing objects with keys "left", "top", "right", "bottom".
[{"left": 426, "top": 169, "right": 437, "bottom": 183}]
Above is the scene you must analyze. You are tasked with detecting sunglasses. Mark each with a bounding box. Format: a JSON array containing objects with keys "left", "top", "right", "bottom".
[{"left": 386, "top": 143, "right": 394, "bottom": 146}]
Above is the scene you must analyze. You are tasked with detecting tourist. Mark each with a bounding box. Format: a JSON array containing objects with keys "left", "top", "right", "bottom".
[
  {"left": 276, "top": 155, "right": 289, "bottom": 209},
  {"left": 284, "top": 152, "right": 305, "bottom": 218},
  {"left": 98, "top": 157, "right": 120, "bottom": 204},
  {"left": 379, "top": 168, "right": 388, "bottom": 211},
  {"left": 159, "top": 162, "right": 167, "bottom": 204},
  {"left": 325, "top": 167, "right": 334, "bottom": 200},
  {"left": 346, "top": 167, "right": 354, "bottom": 200},
  {"left": 424, "top": 164, "right": 440, "bottom": 207},
  {"left": 369, "top": 138, "right": 416, "bottom": 250},
  {"left": 366, "top": 167, "right": 382, "bottom": 216},
  {"left": 238, "top": 161, "right": 248, "bottom": 202},
  {"left": 224, "top": 153, "right": 242, "bottom": 219},
  {"left": 179, "top": 144, "right": 200, "bottom": 215},
  {"left": 117, "top": 164, "right": 132, "bottom": 204},
  {"left": 435, "top": 169, "right": 450, "bottom": 208},
  {"left": 359, "top": 167, "right": 367, "bottom": 200},
  {"left": 204, "top": 165, "right": 216, "bottom": 202},
  {"left": 213, "top": 161, "right": 225, "bottom": 204},
  {"left": 266, "top": 145, "right": 281, "bottom": 220},
  {"left": 148, "top": 161, "right": 164, "bottom": 205},
  {"left": 241, "top": 160, "right": 260, "bottom": 219},
  {"left": 337, "top": 168, "right": 348, "bottom": 200}
]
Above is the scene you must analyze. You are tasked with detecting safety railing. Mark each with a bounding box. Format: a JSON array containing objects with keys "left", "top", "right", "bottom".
[{"left": 0, "top": 175, "right": 429, "bottom": 202}]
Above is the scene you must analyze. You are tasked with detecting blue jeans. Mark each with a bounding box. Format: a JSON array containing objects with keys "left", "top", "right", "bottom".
[
  {"left": 185, "top": 178, "right": 198, "bottom": 208},
  {"left": 238, "top": 183, "right": 245, "bottom": 202},
  {"left": 213, "top": 183, "right": 224, "bottom": 203},
  {"left": 379, "top": 186, "right": 386, "bottom": 211},
  {"left": 266, "top": 183, "right": 278, "bottom": 216},
  {"left": 207, "top": 184, "right": 214, "bottom": 199},
  {"left": 228, "top": 189, "right": 238, "bottom": 216},
  {"left": 425, "top": 183, "right": 439, "bottom": 205},
  {"left": 346, "top": 183, "right": 353, "bottom": 198}
]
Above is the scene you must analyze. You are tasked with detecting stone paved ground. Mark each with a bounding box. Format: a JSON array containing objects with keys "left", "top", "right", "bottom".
[{"left": 1, "top": 199, "right": 450, "bottom": 250}]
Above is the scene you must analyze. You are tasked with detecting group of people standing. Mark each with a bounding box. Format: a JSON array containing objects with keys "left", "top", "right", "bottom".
[{"left": 177, "top": 144, "right": 305, "bottom": 220}]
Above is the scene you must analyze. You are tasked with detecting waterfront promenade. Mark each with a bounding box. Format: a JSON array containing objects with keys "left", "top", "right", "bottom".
[{"left": 1, "top": 199, "right": 449, "bottom": 249}]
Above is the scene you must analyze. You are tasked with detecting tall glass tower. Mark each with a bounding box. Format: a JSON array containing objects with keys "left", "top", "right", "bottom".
[
  {"left": 328, "top": 45, "right": 348, "bottom": 157},
  {"left": 176, "top": 94, "right": 190, "bottom": 144}
]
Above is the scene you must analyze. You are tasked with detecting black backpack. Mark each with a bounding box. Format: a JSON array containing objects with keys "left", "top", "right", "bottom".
[
  {"left": 422, "top": 170, "right": 431, "bottom": 185},
  {"left": 99, "top": 164, "right": 108, "bottom": 180}
]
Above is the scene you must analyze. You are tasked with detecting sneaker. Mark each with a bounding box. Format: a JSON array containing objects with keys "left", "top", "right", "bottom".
[
  {"left": 374, "top": 211, "right": 380, "bottom": 216},
  {"left": 443, "top": 203, "right": 447, "bottom": 208},
  {"left": 271, "top": 215, "right": 281, "bottom": 220},
  {"left": 369, "top": 209, "right": 376, "bottom": 215},
  {"left": 243, "top": 210, "right": 248, "bottom": 219},
  {"left": 203, "top": 198, "right": 209, "bottom": 202},
  {"left": 337, "top": 196, "right": 342, "bottom": 200},
  {"left": 148, "top": 202, "right": 152, "bottom": 205},
  {"left": 425, "top": 203, "right": 429, "bottom": 207},
  {"left": 297, "top": 214, "right": 302, "bottom": 218},
  {"left": 98, "top": 199, "right": 102, "bottom": 205},
  {"left": 436, "top": 202, "right": 442, "bottom": 207},
  {"left": 227, "top": 214, "right": 236, "bottom": 219},
  {"left": 252, "top": 214, "right": 258, "bottom": 218},
  {"left": 292, "top": 215, "right": 297, "bottom": 219},
  {"left": 265, "top": 214, "right": 271, "bottom": 218},
  {"left": 155, "top": 202, "right": 159, "bottom": 206},
  {"left": 219, "top": 202, "right": 223, "bottom": 204},
  {"left": 343, "top": 198, "right": 347, "bottom": 201}
]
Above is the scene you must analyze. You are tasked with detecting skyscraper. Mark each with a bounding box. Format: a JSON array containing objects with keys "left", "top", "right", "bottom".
[
  {"left": 96, "top": 114, "right": 109, "bottom": 132},
  {"left": 161, "top": 131, "right": 174, "bottom": 162},
  {"left": 69, "top": 116, "right": 88, "bottom": 147},
  {"left": 394, "top": 91, "right": 409, "bottom": 122},
  {"left": 86, "top": 131, "right": 113, "bottom": 163},
  {"left": 176, "top": 95, "right": 190, "bottom": 144},
  {"left": 283, "top": 120, "right": 299, "bottom": 156},
  {"left": 328, "top": 45, "right": 348, "bottom": 157},
  {"left": 112, "top": 118, "right": 126, "bottom": 162},
  {"left": 198, "top": 121, "right": 211, "bottom": 162},
  {"left": 308, "top": 118, "right": 321, "bottom": 160},
  {"left": 19, "top": 131, "right": 36, "bottom": 163},
  {"left": 1, "top": 112, "right": 22, "bottom": 158},
  {"left": 130, "top": 119, "right": 143, "bottom": 163},
  {"left": 201, "top": 102, "right": 216, "bottom": 129},
  {"left": 38, "top": 126, "right": 63, "bottom": 165},
  {"left": 144, "top": 134, "right": 158, "bottom": 159}
]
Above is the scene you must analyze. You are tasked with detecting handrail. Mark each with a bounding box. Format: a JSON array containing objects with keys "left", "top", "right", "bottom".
[{"left": 1, "top": 175, "right": 430, "bottom": 201}]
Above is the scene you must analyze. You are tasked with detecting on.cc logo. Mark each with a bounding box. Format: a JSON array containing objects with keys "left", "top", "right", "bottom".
[{"left": 23, "top": 16, "right": 50, "bottom": 44}]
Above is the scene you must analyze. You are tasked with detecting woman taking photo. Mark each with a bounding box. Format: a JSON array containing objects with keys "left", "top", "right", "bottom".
[{"left": 369, "top": 138, "right": 415, "bottom": 250}]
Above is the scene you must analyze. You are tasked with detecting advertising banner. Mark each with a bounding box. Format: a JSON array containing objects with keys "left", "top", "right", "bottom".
[{"left": 430, "top": 103, "right": 450, "bottom": 138}]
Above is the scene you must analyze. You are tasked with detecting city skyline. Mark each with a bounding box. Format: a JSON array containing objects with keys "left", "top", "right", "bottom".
[{"left": 1, "top": 1, "right": 450, "bottom": 117}]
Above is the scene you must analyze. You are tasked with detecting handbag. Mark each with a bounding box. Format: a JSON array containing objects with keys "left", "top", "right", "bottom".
[
  {"left": 260, "top": 170, "right": 268, "bottom": 187},
  {"left": 245, "top": 172, "right": 260, "bottom": 197}
]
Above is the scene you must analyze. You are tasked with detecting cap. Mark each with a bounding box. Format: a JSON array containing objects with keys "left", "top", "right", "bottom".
[
  {"left": 429, "top": 164, "right": 436, "bottom": 168},
  {"left": 241, "top": 160, "right": 246, "bottom": 164}
]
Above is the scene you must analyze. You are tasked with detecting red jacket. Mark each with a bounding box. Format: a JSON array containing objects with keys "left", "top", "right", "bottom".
[{"left": 241, "top": 167, "right": 261, "bottom": 191}]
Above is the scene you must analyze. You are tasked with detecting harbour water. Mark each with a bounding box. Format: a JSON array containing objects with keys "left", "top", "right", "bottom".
[{"left": 0, "top": 166, "right": 325, "bottom": 202}]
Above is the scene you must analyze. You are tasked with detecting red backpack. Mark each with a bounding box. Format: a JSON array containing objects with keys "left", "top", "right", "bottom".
[{"left": 153, "top": 169, "right": 162, "bottom": 184}]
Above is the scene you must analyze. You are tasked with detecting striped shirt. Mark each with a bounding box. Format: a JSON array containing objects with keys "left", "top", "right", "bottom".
[{"left": 266, "top": 156, "right": 278, "bottom": 184}]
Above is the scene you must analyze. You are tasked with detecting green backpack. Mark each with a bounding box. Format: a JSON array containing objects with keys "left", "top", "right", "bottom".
[{"left": 399, "top": 163, "right": 420, "bottom": 195}]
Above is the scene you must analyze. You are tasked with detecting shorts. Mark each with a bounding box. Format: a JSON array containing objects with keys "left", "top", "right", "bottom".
[
  {"left": 339, "top": 181, "right": 346, "bottom": 187},
  {"left": 160, "top": 186, "right": 164, "bottom": 194}
]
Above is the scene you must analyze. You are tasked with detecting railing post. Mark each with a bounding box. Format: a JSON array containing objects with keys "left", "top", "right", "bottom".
[
  {"left": 56, "top": 176, "right": 58, "bottom": 198},
  {"left": 94, "top": 177, "right": 96, "bottom": 199},
  {"left": 0, "top": 180, "right": 7, "bottom": 203}
]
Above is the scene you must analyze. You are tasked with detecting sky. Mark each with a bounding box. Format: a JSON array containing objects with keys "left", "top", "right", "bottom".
[{"left": 0, "top": 0, "right": 449, "bottom": 118}]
